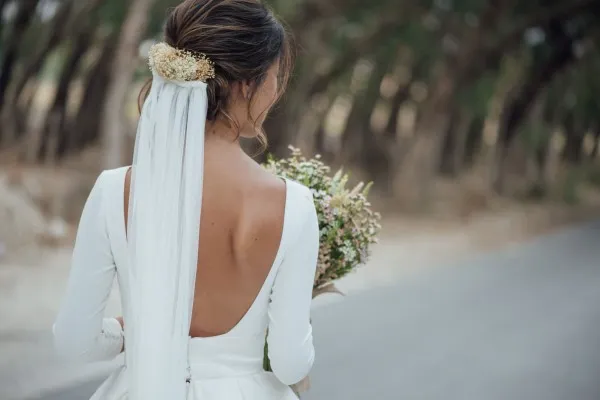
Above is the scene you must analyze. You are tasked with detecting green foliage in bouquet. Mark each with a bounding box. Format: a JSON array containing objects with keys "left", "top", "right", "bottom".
[
  {"left": 264, "top": 146, "right": 382, "bottom": 290},
  {"left": 262, "top": 147, "right": 382, "bottom": 393}
]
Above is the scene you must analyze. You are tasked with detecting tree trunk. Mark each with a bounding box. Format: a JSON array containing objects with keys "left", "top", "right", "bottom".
[
  {"left": 562, "top": 114, "right": 586, "bottom": 165},
  {"left": 463, "top": 116, "right": 484, "bottom": 168},
  {"left": 397, "top": 62, "right": 457, "bottom": 208},
  {"left": 438, "top": 107, "right": 459, "bottom": 176},
  {"left": 0, "top": 0, "right": 40, "bottom": 111},
  {"left": 100, "top": 0, "right": 155, "bottom": 169},
  {"left": 383, "top": 83, "right": 411, "bottom": 139},
  {"left": 368, "top": 64, "right": 421, "bottom": 194},
  {"left": 565, "top": 132, "right": 585, "bottom": 164},
  {"left": 523, "top": 95, "right": 549, "bottom": 196},
  {"left": 70, "top": 38, "right": 117, "bottom": 152},
  {"left": 305, "top": 95, "right": 335, "bottom": 158},
  {"left": 0, "top": 0, "right": 9, "bottom": 37},
  {"left": 451, "top": 110, "right": 475, "bottom": 175},
  {"left": 262, "top": 104, "right": 294, "bottom": 160},
  {"left": 531, "top": 137, "right": 551, "bottom": 197},
  {"left": 439, "top": 108, "right": 474, "bottom": 177},
  {"left": 36, "top": 27, "right": 93, "bottom": 162},
  {"left": 496, "top": 23, "right": 578, "bottom": 148},
  {"left": 395, "top": 1, "right": 496, "bottom": 208},
  {"left": 314, "top": 120, "right": 327, "bottom": 156},
  {"left": 492, "top": 21, "right": 582, "bottom": 193},
  {"left": 8, "top": 0, "right": 78, "bottom": 110},
  {"left": 341, "top": 49, "right": 395, "bottom": 166},
  {"left": 591, "top": 129, "right": 600, "bottom": 159}
]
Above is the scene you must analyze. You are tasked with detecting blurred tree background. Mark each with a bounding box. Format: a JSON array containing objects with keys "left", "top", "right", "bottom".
[{"left": 1, "top": 0, "right": 600, "bottom": 217}]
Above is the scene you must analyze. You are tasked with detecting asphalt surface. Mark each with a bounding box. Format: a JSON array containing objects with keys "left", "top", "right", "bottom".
[{"left": 36, "top": 220, "right": 600, "bottom": 400}]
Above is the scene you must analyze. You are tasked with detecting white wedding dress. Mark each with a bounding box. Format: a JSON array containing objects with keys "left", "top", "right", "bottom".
[{"left": 53, "top": 166, "right": 319, "bottom": 399}]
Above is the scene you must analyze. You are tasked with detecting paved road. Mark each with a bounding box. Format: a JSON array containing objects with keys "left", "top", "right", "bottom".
[{"left": 36, "top": 220, "right": 600, "bottom": 400}]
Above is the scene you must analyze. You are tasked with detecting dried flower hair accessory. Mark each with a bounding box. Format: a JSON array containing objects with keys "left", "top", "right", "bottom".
[{"left": 148, "top": 42, "right": 216, "bottom": 82}]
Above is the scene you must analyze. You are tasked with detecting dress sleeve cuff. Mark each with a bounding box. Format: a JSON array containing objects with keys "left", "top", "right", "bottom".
[{"left": 99, "top": 317, "right": 124, "bottom": 359}]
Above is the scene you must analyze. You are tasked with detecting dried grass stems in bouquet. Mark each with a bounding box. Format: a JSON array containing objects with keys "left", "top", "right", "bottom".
[{"left": 262, "top": 147, "right": 382, "bottom": 394}]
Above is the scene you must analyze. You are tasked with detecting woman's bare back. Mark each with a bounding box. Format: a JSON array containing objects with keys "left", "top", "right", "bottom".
[{"left": 124, "top": 139, "right": 286, "bottom": 337}]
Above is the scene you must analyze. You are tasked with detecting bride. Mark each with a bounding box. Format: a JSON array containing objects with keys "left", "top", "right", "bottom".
[{"left": 52, "top": 0, "right": 319, "bottom": 399}]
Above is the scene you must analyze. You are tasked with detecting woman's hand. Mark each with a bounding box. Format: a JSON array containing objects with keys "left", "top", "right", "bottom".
[{"left": 115, "top": 317, "right": 125, "bottom": 353}]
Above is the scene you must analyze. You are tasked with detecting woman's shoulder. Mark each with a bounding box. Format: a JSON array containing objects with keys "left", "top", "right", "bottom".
[
  {"left": 282, "top": 178, "right": 314, "bottom": 210},
  {"left": 280, "top": 178, "right": 317, "bottom": 237},
  {"left": 99, "top": 166, "right": 129, "bottom": 182},
  {"left": 92, "top": 166, "right": 128, "bottom": 188},
  {"left": 250, "top": 169, "right": 315, "bottom": 233},
  {"left": 87, "top": 167, "right": 129, "bottom": 212}
]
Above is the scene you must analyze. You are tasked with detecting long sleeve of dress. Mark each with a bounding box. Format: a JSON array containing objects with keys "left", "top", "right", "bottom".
[
  {"left": 267, "top": 187, "right": 319, "bottom": 385},
  {"left": 53, "top": 172, "right": 124, "bottom": 362}
]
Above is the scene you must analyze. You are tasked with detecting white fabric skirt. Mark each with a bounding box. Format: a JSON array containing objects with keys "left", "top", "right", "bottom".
[
  {"left": 90, "top": 367, "right": 298, "bottom": 400},
  {"left": 90, "top": 336, "right": 298, "bottom": 400}
]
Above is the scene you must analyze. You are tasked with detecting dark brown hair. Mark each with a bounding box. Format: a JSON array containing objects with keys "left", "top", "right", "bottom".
[{"left": 139, "top": 0, "right": 292, "bottom": 150}]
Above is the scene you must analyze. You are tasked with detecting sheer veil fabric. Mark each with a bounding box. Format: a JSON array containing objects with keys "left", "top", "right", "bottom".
[{"left": 126, "top": 71, "right": 207, "bottom": 399}]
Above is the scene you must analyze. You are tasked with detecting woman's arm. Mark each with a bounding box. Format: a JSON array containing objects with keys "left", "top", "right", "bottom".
[
  {"left": 53, "top": 172, "right": 124, "bottom": 362},
  {"left": 267, "top": 188, "right": 319, "bottom": 385}
]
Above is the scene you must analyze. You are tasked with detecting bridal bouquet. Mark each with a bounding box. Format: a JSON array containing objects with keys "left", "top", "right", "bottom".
[{"left": 263, "top": 147, "right": 382, "bottom": 393}]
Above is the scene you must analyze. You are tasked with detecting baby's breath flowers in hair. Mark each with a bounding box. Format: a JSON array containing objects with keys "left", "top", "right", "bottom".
[
  {"left": 264, "top": 147, "right": 382, "bottom": 293},
  {"left": 148, "top": 42, "right": 215, "bottom": 82}
]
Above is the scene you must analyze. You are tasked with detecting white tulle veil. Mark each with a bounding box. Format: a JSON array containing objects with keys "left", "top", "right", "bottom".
[{"left": 125, "top": 43, "right": 212, "bottom": 399}]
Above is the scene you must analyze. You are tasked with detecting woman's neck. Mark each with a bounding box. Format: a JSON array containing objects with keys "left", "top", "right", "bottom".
[{"left": 205, "top": 120, "right": 242, "bottom": 144}]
